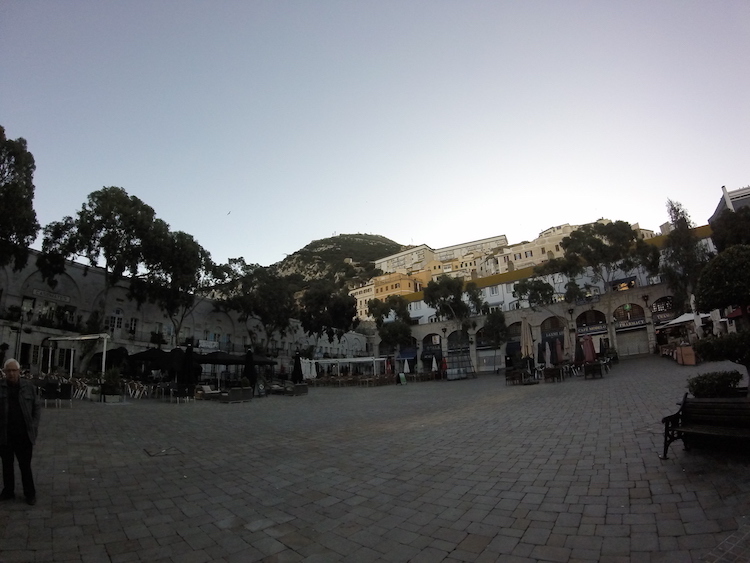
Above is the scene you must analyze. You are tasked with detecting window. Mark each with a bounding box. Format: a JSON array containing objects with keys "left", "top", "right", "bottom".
[
  {"left": 555, "top": 244, "right": 560, "bottom": 251},
  {"left": 503, "top": 256, "right": 509, "bottom": 263},
  {"left": 128, "top": 318, "right": 138, "bottom": 334},
  {"left": 524, "top": 250, "right": 533, "bottom": 258},
  {"left": 489, "top": 286, "right": 499, "bottom": 296},
  {"left": 541, "top": 247, "right": 546, "bottom": 254},
  {"left": 513, "top": 253, "right": 522, "bottom": 260}
]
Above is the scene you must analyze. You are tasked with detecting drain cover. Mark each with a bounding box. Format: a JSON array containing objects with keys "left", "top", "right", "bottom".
[{"left": 144, "top": 446, "right": 182, "bottom": 456}]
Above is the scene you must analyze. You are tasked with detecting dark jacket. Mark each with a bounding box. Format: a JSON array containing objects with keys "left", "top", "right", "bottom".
[{"left": 0, "top": 379, "right": 41, "bottom": 445}]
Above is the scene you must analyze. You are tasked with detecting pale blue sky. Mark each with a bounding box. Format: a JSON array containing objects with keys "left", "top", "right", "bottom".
[{"left": 2, "top": 1, "right": 748, "bottom": 266}]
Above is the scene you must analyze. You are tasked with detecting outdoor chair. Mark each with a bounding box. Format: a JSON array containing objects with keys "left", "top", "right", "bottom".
[
  {"left": 58, "top": 382, "right": 74, "bottom": 407},
  {"left": 41, "top": 382, "right": 59, "bottom": 408}
]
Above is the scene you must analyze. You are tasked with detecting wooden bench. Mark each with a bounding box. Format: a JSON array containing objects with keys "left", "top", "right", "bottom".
[{"left": 660, "top": 392, "right": 750, "bottom": 459}]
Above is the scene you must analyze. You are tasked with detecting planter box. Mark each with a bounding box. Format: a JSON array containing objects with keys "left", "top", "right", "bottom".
[
  {"left": 104, "top": 394, "right": 121, "bottom": 403},
  {"left": 90, "top": 393, "right": 101, "bottom": 403}
]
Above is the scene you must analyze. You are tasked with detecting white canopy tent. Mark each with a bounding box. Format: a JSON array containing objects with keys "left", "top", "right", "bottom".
[
  {"left": 301, "top": 357, "right": 387, "bottom": 380},
  {"left": 47, "top": 333, "right": 111, "bottom": 378},
  {"left": 661, "top": 313, "right": 710, "bottom": 329}
]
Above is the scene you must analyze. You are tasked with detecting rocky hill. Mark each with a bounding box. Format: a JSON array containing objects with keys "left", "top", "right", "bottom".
[{"left": 270, "top": 233, "right": 404, "bottom": 287}]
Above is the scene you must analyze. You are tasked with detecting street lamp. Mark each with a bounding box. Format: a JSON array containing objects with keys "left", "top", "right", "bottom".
[{"left": 13, "top": 306, "right": 33, "bottom": 359}]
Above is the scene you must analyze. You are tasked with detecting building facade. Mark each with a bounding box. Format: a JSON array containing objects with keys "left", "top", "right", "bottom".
[{"left": 0, "top": 251, "right": 367, "bottom": 376}]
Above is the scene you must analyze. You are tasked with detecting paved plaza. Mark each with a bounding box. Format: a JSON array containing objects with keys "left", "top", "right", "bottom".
[{"left": 1, "top": 355, "right": 749, "bottom": 562}]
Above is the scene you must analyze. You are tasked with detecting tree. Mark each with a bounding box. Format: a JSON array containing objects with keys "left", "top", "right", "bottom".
[
  {"left": 299, "top": 280, "right": 358, "bottom": 342},
  {"left": 693, "top": 245, "right": 750, "bottom": 372},
  {"left": 660, "top": 200, "right": 712, "bottom": 313},
  {"left": 695, "top": 245, "right": 750, "bottom": 317},
  {"left": 710, "top": 205, "right": 750, "bottom": 253},
  {"left": 557, "top": 220, "right": 660, "bottom": 289},
  {"left": 0, "top": 126, "right": 39, "bottom": 270},
  {"left": 482, "top": 309, "right": 509, "bottom": 368},
  {"left": 37, "top": 187, "right": 164, "bottom": 297},
  {"left": 216, "top": 258, "right": 298, "bottom": 348},
  {"left": 377, "top": 320, "right": 413, "bottom": 351},
  {"left": 135, "top": 231, "right": 216, "bottom": 346},
  {"left": 513, "top": 278, "right": 556, "bottom": 309},
  {"left": 367, "top": 295, "right": 413, "bottom": 355},
  {"left": 367, "top": 295, "right": 411, "bottom": 329},
  {"left": 423, "top": 275, "right": 474, "bottom": 328}
]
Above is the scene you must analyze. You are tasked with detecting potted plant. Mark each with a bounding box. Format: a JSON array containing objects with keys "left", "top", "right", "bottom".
[
  {"left": 89, "top": 385, "right": 101, "bottom": 402},
  {"left": 240, "top": 376, "right": 253, "bottom": 401},
  {"left": 101, "top": 368, "right": 122, "bottom": 403},
  {"left": 687, "top": 370, "right": 746, "bottom": 398}
]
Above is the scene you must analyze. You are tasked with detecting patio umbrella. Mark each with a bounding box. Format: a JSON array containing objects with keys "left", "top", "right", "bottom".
[
  {"left": 555, "top": 338, "right": 564, "bottom": 364},
  {"left": 243, "top": 348, "right": 257, "bottom": 390},
  {"left": 582, "top": 335, "right": 596, "bottom": 362},
  {"left": 575, "top": 338, "right": 585, "bottom": 363},
  {"left": 403, "top": 359, "right": 410, "bottom": 374},
  {"left": 520, "top": 317, "right": 534, "bottom": 360},
  {"left": 180, "top": 344, "right": 195, "bottom": 384}
]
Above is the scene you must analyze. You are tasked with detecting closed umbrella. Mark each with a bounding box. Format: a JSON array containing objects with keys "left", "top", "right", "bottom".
[
  {"left": 582, "top": 335, "right": 596, "bottom": 362},
  {"left": 243, "top": 348, "right": 258, "bottom": 392},
  {"left": 520, "top": 317, "right": 534, "bottom": 360},
  {"left": 432, "top": 356, "right": 438, "bottom": 372},
  {"left": 575, "top": 338, "right": 585, "bottom": 363},
  {"left": 291, "top": 352, "right": 303, "bottom": 384},
  {"left": 555, "top": 338, "right": 564, "bottom": 364},
  {"left": 403, "top": 359, "right": 410, "bottom": 374},
  {"left": 545, "top": 341, "right": 552, "bottom": 367}
]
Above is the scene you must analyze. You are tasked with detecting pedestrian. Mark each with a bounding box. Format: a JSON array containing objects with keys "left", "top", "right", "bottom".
[{"left": 0, "top": 358, "right": 41, "bottom": 505}]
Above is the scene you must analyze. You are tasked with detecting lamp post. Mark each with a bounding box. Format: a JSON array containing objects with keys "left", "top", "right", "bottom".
[{"left": 13, "top": 306, "right": 33, "bottom": 360}]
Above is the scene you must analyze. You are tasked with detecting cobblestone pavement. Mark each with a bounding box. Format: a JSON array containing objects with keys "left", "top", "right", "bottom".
[{"left": 1, "top": 355, "right": 749, "bottom": 562}]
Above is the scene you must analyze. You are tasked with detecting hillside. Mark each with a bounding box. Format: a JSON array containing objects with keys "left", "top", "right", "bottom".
[{"left": 270, "top": 233, "right": 404, "bottom": 286}]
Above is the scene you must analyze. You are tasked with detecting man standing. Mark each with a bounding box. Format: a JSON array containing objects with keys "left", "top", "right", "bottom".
[{"left": 0, "top": 358, "right": 41, "bottom": 505}]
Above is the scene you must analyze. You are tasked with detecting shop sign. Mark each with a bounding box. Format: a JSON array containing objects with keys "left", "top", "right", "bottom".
[
  {"left": 653, "top": 311, "right": 676, "bottom": 323},
  {"left": 32, "top": 288, "right": 70, "bottom": 303},
  {"left": 576, "top": 323, "right": 607, "bottom": 335},
  {"left": 541, "top": 329, "right": 565, "bottom": 338},
  {"left": 198, "top": 340, "right": 219, "bottom": 350},
  {"left": 615, "top": 318, "right": 646, "bottom": 330}
]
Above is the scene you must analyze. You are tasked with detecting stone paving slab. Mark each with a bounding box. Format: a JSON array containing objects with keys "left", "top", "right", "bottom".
[{"left": 0, "top": 355, "right": 749, "bottom": 562}]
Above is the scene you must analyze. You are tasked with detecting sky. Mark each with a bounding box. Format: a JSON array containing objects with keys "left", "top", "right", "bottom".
[{"left": 2, "top": 1, "right": 748, "bottom": 267}]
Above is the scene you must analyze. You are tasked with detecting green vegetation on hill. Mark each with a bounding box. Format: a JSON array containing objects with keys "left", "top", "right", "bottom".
[{"left": 271, "top": 233, "right": 403, "bottom": 287}]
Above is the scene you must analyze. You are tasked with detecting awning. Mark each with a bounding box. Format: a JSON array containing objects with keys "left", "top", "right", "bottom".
[
  {"left": 396, "top": 347, "right": 417, "bottom": 360},
  {"left": 727, "top": 306, "right": 750, "bottom": 319},
  {"left": 661, "top": 312, "right": 709, "bottom": 328}
]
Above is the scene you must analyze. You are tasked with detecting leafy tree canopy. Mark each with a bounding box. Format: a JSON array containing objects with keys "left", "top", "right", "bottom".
[
  {"left": 0, "top": 125, "right": 39, "bottom": 270},
  {"left": 377, "top": 320, "right": 413, "bottom": 350},
  {"left": 299, "top": 279, "right": 358, "bottom": 342},
  {"left": 482, "top": 309, "right": 509, "bottom": 349},
  {"left": 367, "top": 295, "right": 411, "bottom": 329},
  {"left": 710, "top": 205, "right": 750, "bottom": 253},
  {"left": 37, "top": 186, "right": 164, "bottom": 289},
  {"left": 423, "top": 276, "right": 485, "bottom": 329},
  {"left": 216, "top": 258, "right": 298, "bottom": 344},
  {"left": 660, "top": 200, "right": 712, "bottom": 313},
  {"left": 695, "top": 244, "right": 750, "bottom": 314},
  {"left": 513, "top": 277, "right": 556, "bottom": 309},
  {"left": 559, "top": 220, "right": 660, "bottom": 284},
  {"left": 134, "top": 230, "right": 216, "bottom": 343}
]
